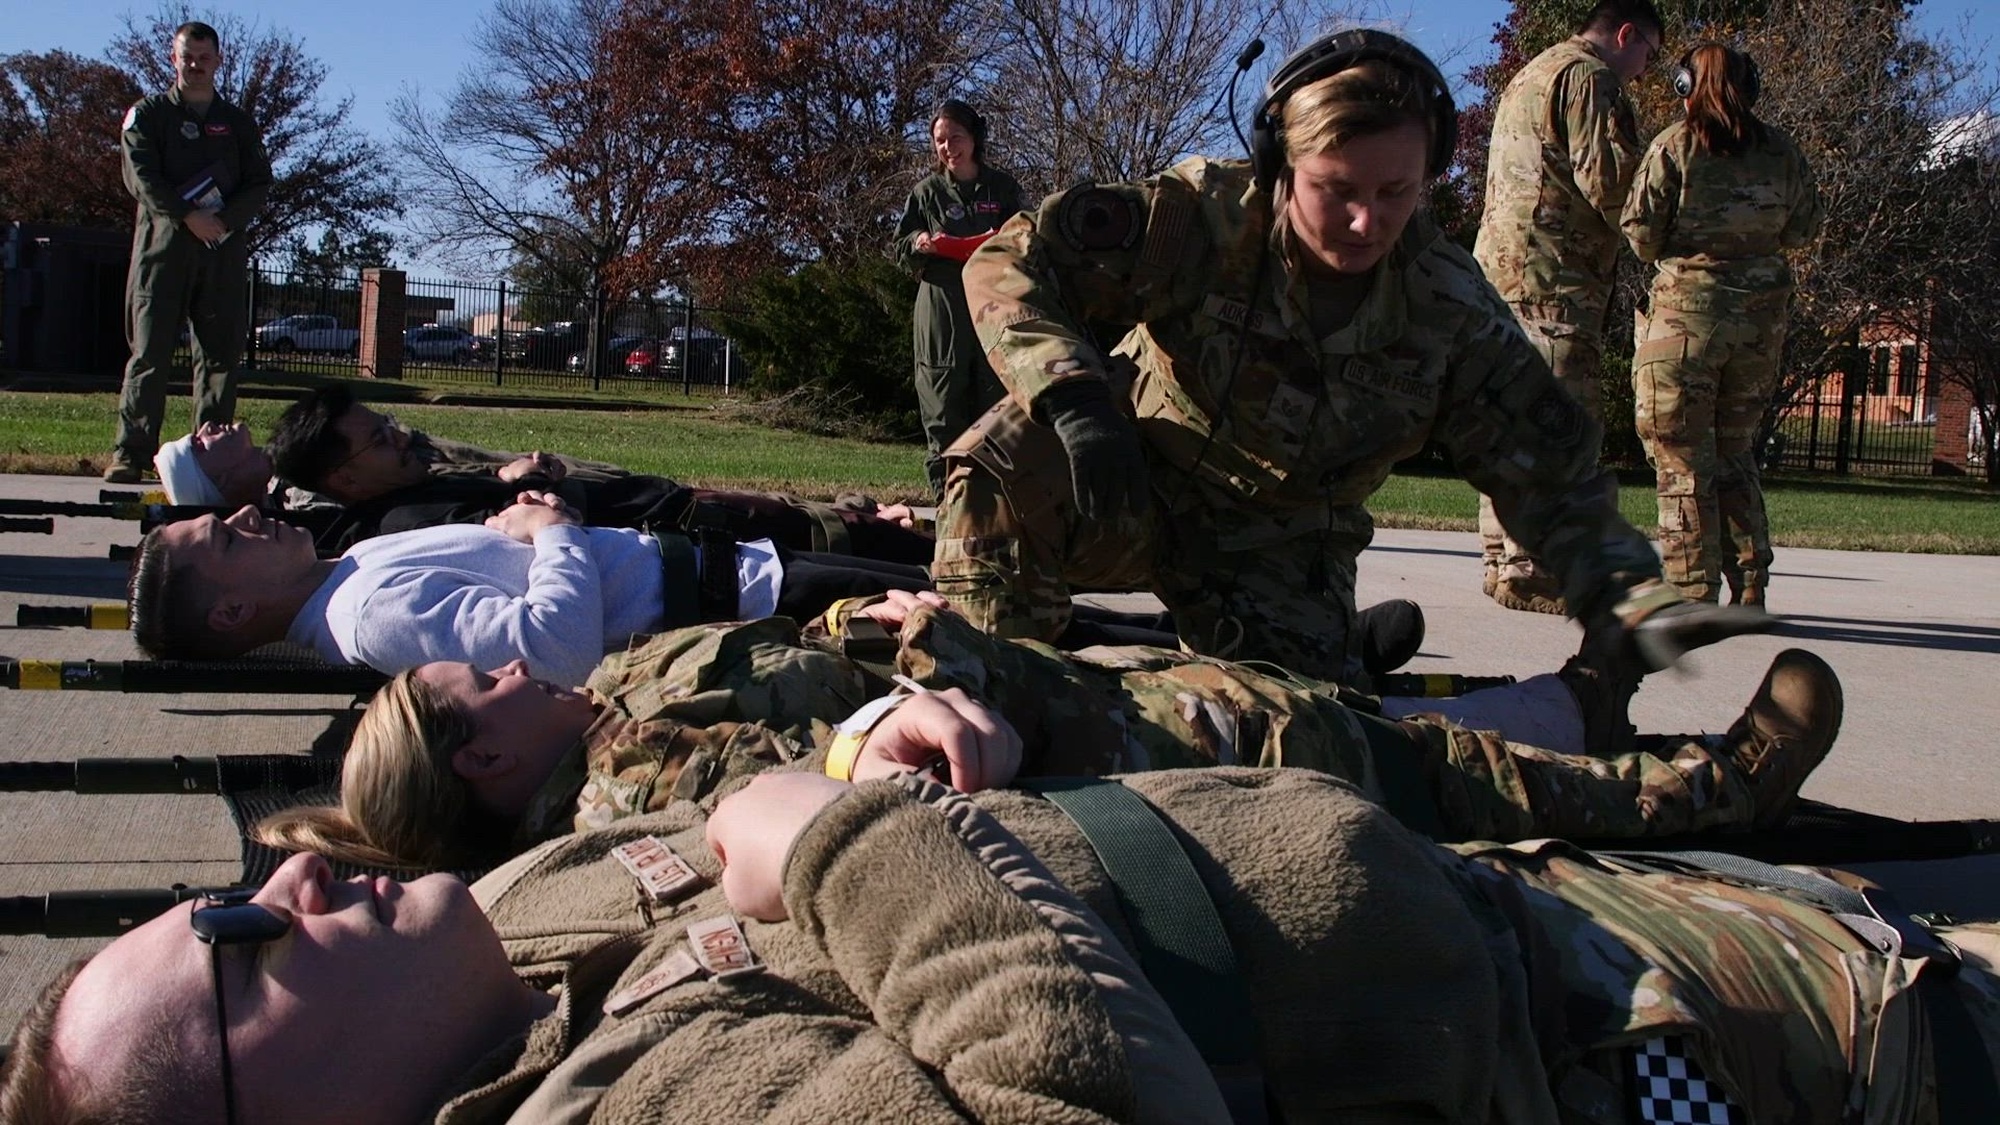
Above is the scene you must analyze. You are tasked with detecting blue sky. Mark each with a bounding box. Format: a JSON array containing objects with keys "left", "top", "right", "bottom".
[
  {"left": 6, "top": 0, "right": 1993, "bottom": 270},
  {"left": 7, "top": 0, "right": 1994, "bottom": 140}
]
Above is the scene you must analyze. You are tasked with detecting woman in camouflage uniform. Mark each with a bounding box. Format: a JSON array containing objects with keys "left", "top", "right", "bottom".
[
  {"left": 1622, "top": 44, "right": 1822, "bottom": 606},
  {"left": 895, "top": 99, "right": 1027, "bottom": 498},
  {"left": 931, "top": 30, "right": 1763, "bottom": 687},
  {"left": 253, "top": 595, "right": 1842, "bottom": 871}
]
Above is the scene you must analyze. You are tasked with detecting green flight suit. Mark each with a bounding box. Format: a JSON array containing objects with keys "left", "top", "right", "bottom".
[
  {"left": 894, "top": 166, "right": 1026, "bottom": 496},
  {"left": 1623, "top": 120, "right": 1823, "bottom": 603},
  {"left": 114, "top": 87, "right": 272, "bottom": 466}
]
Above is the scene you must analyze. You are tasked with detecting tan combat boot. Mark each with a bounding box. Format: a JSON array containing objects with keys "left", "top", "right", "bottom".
[
  {"left": 102, "top": 454, "right": 143, "bottom": 484},
  {"left": 1491, "top": 561, "right": 1568, "bottom": 615},
  {"left": 1723, "top": 649, "right": 1844, "bottom": 828}
]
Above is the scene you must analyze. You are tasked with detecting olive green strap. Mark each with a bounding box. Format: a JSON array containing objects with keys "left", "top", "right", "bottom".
[{"left": 1019, "top": 777, "right": 1270, "bottom": 1123}]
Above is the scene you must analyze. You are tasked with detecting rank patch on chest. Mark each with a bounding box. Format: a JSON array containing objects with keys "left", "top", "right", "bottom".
[
  {"left": 602, "top": 948, "right": 704, "bottom": 1016},
  {"left": 1057, "top": 187, "right": 1141, "bottom": 251},
  {"left": 180, "top": 121, "right": 200, "bottom": 140},
  {"left": 1262, "top": 381, "right": 1318, "bottom": 439},
  {"left": 610, "top": 835, "right": 705, "bottom": 904},
  {"left": 945, "top": 203, "right": 965, "bottom": 221}
]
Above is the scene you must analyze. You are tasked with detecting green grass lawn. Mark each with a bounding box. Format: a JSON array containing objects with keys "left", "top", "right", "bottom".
[{"left": 3, "top": 389, "right": 1994, "bottom": 551}]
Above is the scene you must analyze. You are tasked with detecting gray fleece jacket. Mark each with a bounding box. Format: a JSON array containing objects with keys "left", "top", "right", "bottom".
[{"left": 435, "top": 767, "right": 1540, "bottom": 1123}]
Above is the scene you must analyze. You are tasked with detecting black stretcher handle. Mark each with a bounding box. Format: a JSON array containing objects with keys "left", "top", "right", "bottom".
[
  {"left": 0, "top": 757, "right": 220, "bottom": 794},
  {"left": 1374, "top": 673, "right": 1516, "bottom": 698},
  {"left": 0, "top": 516, "right": 54, "bottom": 534},
  {"left": 16, "top": 604, "right": 129, "bottom": 629},
  {"left": 0, "top": 886, "right": 241, "bottom": 937},
  {"left": 0, "top": 497, "right": 213, "bottom": 522},
  {"left": 0, "top": 659, "right": 388, "bottom": 694}
]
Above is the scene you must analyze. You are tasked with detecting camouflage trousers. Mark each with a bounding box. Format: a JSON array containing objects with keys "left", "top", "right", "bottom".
[
  {"left": 931, "top": 398, "right": 1366, "bottom": 683},
  {"left": 1633, "top": 298, "right": 1787, "bottom": 603},
  {"left": 898, "top": 602, "right": 1768, "bottom": 843},
  {"left": 1456, "top": 840, "right": 2000, "bottom": 1122},
  {"left": 1479, "top": 300, "right": 1610, "bottom": 581}
]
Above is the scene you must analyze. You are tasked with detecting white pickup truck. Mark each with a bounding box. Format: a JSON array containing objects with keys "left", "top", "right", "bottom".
[{"left": 255, "top": 314, "right": 361, "bottom": 355}]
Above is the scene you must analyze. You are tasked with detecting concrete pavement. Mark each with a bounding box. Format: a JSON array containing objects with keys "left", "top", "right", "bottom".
[{"left": 1, "top": 470, "right": 1996, "bottom": 1032}]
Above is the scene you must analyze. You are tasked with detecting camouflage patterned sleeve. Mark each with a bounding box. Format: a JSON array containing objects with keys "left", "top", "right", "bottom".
[
  {"left": 1561, "top": 63, "right": 1644, "bottom": 232},
  {"left": 1620, "top": 131, "right": 1682, "bottom": 263},
  {"left": 963, "top": 176, "right": 1211, "bottom": 409},
  {"left": 1778, "top": 133, "right": 1824, "bottom": 249}
]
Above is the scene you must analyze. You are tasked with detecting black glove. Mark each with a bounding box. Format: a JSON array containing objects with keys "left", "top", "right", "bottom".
[
  {"left": 1629, "top": 601, "right": 1779, "bottom": 672},
  {"left": 1036, "top": 380, "right": 1150, "bottom": 523}
]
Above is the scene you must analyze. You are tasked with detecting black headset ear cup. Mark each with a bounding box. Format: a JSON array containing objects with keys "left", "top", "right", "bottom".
[
  {"left": 1672, "top": 55, "right": 1696, "bottom": 99},
  {"left": 1741, "top": 55, "right": 1760, "bottom": 109},
  {"left": 1250, "top": 28, "right": 1458, "bottom": 193}
]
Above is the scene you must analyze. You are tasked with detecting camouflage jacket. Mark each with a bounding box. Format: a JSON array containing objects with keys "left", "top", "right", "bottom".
[
  {"left": 512, "top": 620, "right": 872, "bottom": 842},
  {"left": 964, "top": 155, "right": 1660, "bottom": 607},
  {"left": 512, "top": 607, "right": 1401, "bottom": 842},
  {"left": 1472, "top": 36, "right": 1643, "bottom": 311},
  {"left": 1622, "top": 119, "right": 1823, "bottom": 308}
]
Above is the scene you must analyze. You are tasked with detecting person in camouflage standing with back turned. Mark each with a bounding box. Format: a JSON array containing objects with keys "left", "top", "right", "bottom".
[
  {"left": 105, "top": 20, "right": 272, "bottom": 484},
  {"left": 1472, "top": 0, "right": 1662, "bottom": 613},
  {"left": 1623, "top": 44, "right": 1821, "bottom": 607}
]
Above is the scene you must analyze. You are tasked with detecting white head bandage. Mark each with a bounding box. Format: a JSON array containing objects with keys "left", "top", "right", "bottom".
[{"left": 153, "top": 435, "right": 224, "bottom": 506}]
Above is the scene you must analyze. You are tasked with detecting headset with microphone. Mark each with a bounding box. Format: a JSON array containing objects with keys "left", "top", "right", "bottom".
[
  {"left": 1671, "top": 43, "right": 1761, "bottom": 108},
  {"left": 1247, "top": 29, "right": 1459, "bottom": 194}
]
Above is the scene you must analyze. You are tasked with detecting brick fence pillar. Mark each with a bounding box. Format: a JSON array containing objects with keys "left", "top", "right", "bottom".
[
  {"left": 1928, "top": 366, "right": 1976, "bottom": 474},
  {"left": 358, "top": 268, "right": 406, "bottom": 380}
]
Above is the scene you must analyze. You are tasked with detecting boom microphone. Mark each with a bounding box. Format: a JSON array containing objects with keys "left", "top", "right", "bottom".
[{"left": 1227, "top": 38, "right": 1266, "bottom": 159}]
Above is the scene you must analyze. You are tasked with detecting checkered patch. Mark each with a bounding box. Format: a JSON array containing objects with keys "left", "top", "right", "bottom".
[{"left": 1633, "top": 1036, "right": 1742, "bottom": 1125}]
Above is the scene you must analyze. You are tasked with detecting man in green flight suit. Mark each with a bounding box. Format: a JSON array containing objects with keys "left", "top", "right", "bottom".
[{"left": 105, "top": 20, "right": 273, "bottom": 484}]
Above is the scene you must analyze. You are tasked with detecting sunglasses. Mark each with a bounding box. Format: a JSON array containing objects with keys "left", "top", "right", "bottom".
[
  {"left": 330, "top": 413, "right": 401, "bottom": 473},
  {"left": 191, "top": 891, "right": 293, "bottom": 1125}
]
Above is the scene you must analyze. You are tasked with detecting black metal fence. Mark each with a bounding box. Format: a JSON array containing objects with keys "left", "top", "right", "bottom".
[
  {"left": 1771, "top": 342, "right": 1942, "bottom": 476},
  {"left": 186, "top": 264, "right": 743, "bottom": 395}
]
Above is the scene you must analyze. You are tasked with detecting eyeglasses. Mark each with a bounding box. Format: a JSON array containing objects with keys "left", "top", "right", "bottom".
[
  {"left": 191, "top": 890, "right": 293, "bottom": 1125},
  {"left": 331, "top": 413, "right": 400, "bottom": 473}
]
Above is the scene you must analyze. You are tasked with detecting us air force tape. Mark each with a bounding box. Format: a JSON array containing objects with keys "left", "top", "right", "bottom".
[
  {"left": 687, "top": 914, "right": 763, "bottom": 978},
  {"left": 1057, "top": 186, "right": 1142, "bottom": 252},
  {"left": 610, "top": 835, "right": 704, "bottom": 904}
]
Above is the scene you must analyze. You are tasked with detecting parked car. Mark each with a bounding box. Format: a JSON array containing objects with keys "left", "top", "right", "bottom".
[
  {"left": 625, "top": 329, "right": 731, "bottom": 381},
  {"left": 404, "top": 325, "right": 475, "bottom": 364},
  {"left": 502, "top": 321, "right": 589, "bottom": 369},
  {"left": 255, "top": 314, "right": 360, "bottom": 355},
  {"left": 565, "top": 334, "right": 647, "bottom": 373},
  {"left": 468, "top": 334, "right": 497, "bottom": 363}
]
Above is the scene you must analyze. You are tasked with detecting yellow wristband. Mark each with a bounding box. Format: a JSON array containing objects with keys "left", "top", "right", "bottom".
[
  {"left": 823, "top": 692, "right": 915, "bottom": 781},
  {"left": 824, "top": 732, "right": 869, "bottom": 782},
  {"left": 820, "top": 596, "right": 876, "bottom": 639}
]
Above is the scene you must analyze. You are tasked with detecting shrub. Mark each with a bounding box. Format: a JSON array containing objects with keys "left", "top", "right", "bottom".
[{"left": 714, "top": 254, "right": 921, "bottom": 440}]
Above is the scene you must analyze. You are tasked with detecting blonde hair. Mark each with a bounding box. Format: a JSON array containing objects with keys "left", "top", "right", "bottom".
[
  {"left": 254, "top": 671, "right": 508, "bottom": 869},
  {"left": 1267, "top": 58, "right": 1440, "bottom": 270}
]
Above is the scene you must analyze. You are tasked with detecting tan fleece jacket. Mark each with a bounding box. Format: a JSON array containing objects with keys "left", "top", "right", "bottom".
[{"left": 437, "top": 767, "right": 1543, "bottom": 1123}]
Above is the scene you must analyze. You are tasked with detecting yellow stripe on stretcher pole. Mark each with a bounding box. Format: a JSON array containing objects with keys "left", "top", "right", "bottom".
[
  {"left": 15, "top": 661, "right": 63, "bottom": 690},
  {"left": 91, "top": 604, "right": 130, "bottom": 630}
]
